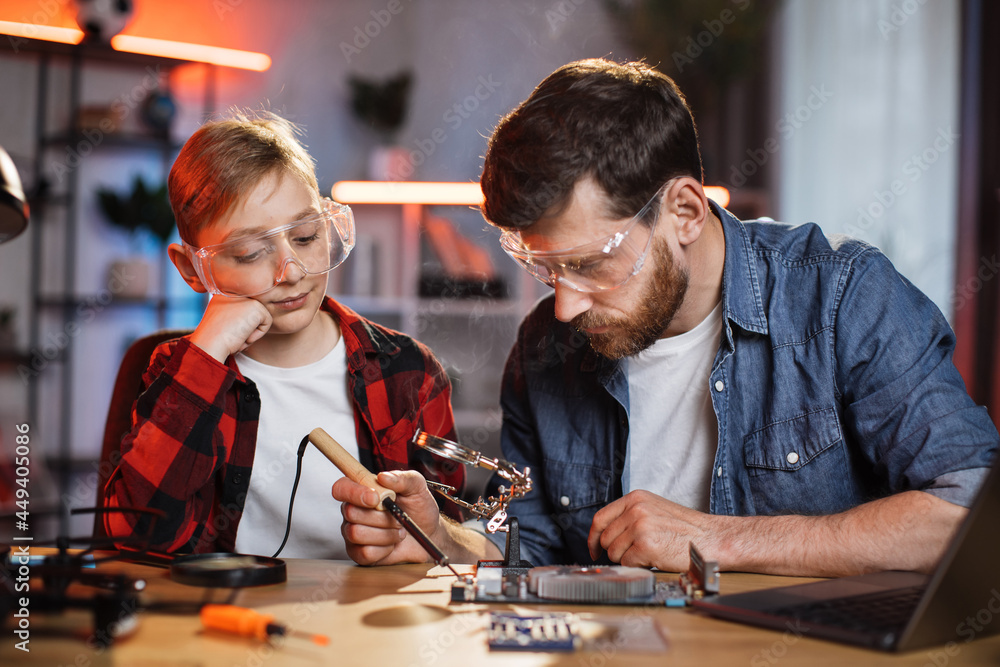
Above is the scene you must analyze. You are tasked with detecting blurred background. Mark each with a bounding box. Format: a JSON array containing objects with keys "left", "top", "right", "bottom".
[{"left": 0, "top": 0, "right": 996, "bottom": 534}]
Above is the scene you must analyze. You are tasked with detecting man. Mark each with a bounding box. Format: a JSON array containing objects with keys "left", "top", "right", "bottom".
[{"left": 334, "top": 59, "right": 998, "bottom": 576}]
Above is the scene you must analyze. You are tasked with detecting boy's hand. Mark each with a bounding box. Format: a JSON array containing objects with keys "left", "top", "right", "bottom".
[
  {"left": 189, "top": 295, "right": 272, "bottom": 363},
  {"left": 333, "top": 471, "right": 444, "bottom": 566}
]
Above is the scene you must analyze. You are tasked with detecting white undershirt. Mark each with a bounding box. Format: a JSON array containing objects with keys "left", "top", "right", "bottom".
[
  {"left": 623, "top": 303, "right": 722, "bottom": 512},
  {"left": 233, "top": 335, "right": 359, "bottom": 558}
]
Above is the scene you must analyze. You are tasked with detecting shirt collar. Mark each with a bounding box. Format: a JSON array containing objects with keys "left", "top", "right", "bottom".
[
  {"left": 322, "top": 296, "right": 402, "bottom": 373},
  {"left": 220, "top": 296, "right": 399, "bottom": 382},
  {"left": 710, "top": 199, "right": 768, "bottom": 336}
]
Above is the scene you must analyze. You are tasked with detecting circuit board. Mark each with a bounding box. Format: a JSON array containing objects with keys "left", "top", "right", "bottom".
[{"left": 452, "top": 543, "right": 719, "bottom": 608}]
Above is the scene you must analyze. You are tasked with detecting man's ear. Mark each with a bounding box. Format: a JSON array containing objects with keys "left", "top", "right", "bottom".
[
  {"left": 665, "top": 177, "right": 710, "bottom": 247},
  {"left": 167, "top": 243, "right": 208, "bottom": 293}
]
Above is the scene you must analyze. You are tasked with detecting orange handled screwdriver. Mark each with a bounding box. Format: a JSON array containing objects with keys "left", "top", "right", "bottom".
[{"left": 200, "top": 604, "right": 329, "bottom": 646}]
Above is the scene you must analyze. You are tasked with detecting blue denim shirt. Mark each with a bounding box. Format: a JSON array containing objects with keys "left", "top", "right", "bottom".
[{"left": 495, "top": 203, "right": 998, "bottom": 567}]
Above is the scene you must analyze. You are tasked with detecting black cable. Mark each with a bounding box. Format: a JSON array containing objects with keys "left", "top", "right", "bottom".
[{"left": 271, "top": 435, "right": 310, "bottom": 558}]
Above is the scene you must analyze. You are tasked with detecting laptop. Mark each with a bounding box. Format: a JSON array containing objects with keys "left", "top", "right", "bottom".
[{"left": 693, "top": 461, "right": 1000, "bottom": 651}]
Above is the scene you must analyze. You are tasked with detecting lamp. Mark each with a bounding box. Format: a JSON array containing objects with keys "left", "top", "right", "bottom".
[{"left": 0, "top": 145, "right": 29, "bottom": 244}]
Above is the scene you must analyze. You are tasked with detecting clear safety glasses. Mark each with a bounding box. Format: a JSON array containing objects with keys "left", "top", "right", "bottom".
[
  {"left": 186, "top": 198, "right": 355, "bottom": 298},
  {"left": 498, "top": 183, "right": 668, "bottom": 293}
]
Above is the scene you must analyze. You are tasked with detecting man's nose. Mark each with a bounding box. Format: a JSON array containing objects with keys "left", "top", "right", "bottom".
[{"left": 552, "top": 281, "right": 593, "bottom": 322}]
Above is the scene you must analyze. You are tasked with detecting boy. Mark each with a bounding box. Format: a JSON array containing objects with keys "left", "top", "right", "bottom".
[{"left": 103, "top": 111, "right": 463, "bottom": 559}]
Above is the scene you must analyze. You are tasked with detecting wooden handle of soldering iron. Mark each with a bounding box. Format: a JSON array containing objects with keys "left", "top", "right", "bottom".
[{"left": 308, "top": 427, "right": 395, "bottom": 510}]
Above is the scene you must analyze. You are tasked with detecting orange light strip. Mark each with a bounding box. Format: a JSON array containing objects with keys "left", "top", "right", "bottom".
[
  {"left": 331, "top": 181, "right": 484, "bottom": 206},
  {"left": 110, "top": 35, "right": 271, "bottom": 71},
  {"left": 333, "top": 181, "right": 732, "bottom": 209},
  {"left": 0, "top": 21, "right": 84, "bottom": 45},
  {"left": 704, "top": 186, "right": 730, "bottom": 208}
]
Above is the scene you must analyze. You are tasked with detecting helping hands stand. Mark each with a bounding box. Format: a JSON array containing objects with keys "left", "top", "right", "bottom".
[{"left": 412, "top": 431, "right": 534, "bottom": 571}]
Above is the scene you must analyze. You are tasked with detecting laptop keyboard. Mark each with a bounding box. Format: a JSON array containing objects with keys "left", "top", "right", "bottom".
[{"left": 770, "top": 586, "right": 924, "bottom": 633}]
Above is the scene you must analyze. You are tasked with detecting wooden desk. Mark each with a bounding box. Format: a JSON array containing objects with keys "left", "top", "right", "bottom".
[{"left": 4, "top": 556, "right": 1000, "bottom": 666}]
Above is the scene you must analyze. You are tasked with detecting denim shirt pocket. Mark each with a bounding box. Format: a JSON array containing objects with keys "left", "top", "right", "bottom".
[
  {"left": 544, "top": 460, "right": 612, "bottom": 509},
  {"left": 543, "top": 459, "right": 614, "bottom": 560},
  {"left": 743, "top": 407, "right": 852, "bottom": 515}
]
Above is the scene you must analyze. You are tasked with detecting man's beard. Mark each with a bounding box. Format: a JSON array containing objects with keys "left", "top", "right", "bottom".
[{"left": 571, "top": 238, "right": 689, "bottom": 360}]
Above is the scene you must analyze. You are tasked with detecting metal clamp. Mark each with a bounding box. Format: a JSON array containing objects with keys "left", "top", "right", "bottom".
[{"left": 413, "top": 431, "right": 533, "bottom": 533}]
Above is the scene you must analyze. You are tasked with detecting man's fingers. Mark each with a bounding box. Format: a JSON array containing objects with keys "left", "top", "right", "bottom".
[
  {"left": 345, "top": 542, "right": 393, "bottom": 566},
  {"left": 342, "top": 520, "right": 405, "bottom": 547},
  {"left": 376, "top": 470, "right": 427, "bottom": 495},
  {"left": 588, "top": 497, "right": 630, "bottom": 560},
  {"left": 341, "top": 501, "right": 398, "bottom": 530},
  {"left": 332, "top": 477, "right": 381, "bottom": 508}
]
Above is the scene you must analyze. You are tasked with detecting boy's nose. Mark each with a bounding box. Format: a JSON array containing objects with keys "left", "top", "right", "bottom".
[
  {"left": 275, "top": 256, "right": 307, "bottom": 285},
  {"left": 552, "top": 282, "right": 593, "bottom": 323}
]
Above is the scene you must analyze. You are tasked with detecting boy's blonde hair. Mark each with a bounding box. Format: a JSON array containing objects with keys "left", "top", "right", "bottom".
[{"left": 168, "top": 110, "right": 318, "bottom": 244}]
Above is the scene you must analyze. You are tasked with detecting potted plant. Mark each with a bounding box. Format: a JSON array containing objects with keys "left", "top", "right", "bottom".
[
  {"left": 96, "top": 175, "right": 175, "bottom": 298},
  {"left": 348, "top": 71, "right": 413, "bottom": 180}
]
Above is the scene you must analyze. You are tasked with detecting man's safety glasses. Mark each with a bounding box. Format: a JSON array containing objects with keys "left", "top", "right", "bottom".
[
  {"left": 498, "top": 183, "right": 667, "bottom": 293},
  {"left": 185, "top": 198, "right": 355, "bottom": 298}
]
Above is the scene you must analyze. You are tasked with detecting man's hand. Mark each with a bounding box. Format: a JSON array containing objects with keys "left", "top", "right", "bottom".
[
  {"left": 189, "top": 295, "right": 272, "bottom": 363},
  {"left": 588, "top": 490, "right": 714, "bottom": 571},
  {"left": 333, "top": 471, "right": 444, "bottom": 566},
  {"left": 587, "top": 489, "right": 965, "bottom": 576},
  {"left": 333, "top": 470, "right": 503, "bottom": 566}
]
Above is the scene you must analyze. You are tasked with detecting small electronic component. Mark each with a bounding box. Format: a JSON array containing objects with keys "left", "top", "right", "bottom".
[{"left": 487, "top": 612, "right": 579, "bottom": 652}]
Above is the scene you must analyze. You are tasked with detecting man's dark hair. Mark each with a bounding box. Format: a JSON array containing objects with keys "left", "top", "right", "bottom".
[{"left": 481, "top": 58, "right": 703, "bottom": 230}]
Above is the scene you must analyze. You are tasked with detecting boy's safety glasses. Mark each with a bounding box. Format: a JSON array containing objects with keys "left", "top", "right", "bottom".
[
  {"left": 185, "top": 198, "right": 355, "bottom": 298},
  {"left": 498, "top": 182, "right": 669, "bottom": 293}
]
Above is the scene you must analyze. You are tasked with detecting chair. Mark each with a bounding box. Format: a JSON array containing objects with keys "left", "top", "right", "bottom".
[{"left": 93, "top": 329, "right": 191, "bottom": 540}]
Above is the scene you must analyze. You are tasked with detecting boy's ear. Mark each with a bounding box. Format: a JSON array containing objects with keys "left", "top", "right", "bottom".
[{"left": 167, "top": 243, "right": 208, "bottom": 293}]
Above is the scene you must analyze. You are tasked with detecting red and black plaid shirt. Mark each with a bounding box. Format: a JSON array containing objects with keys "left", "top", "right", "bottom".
[{"left": 104, "top": 297, "right": 463, "bottom": 553}]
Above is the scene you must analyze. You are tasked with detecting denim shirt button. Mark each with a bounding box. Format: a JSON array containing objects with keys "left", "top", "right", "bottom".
[
  {"left": 716, "top": 466, "right": 722, "bottom": 477},
  {"left": 714, "top": 380, "right": 724, "bottom": 392},
  {"left": 559, "top": 495, "right": 571, "bottom": 507},
  {"left": 786, "top": 451, "right": 799, "bottom": 465}
]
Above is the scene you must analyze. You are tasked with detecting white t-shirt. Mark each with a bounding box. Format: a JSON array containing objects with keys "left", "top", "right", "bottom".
[
  {"left": 233, "top": 335, "right": 359, "bottom": 558},
  {"left": 623, "top": 303, "right": 722, "bottom": 512}
]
